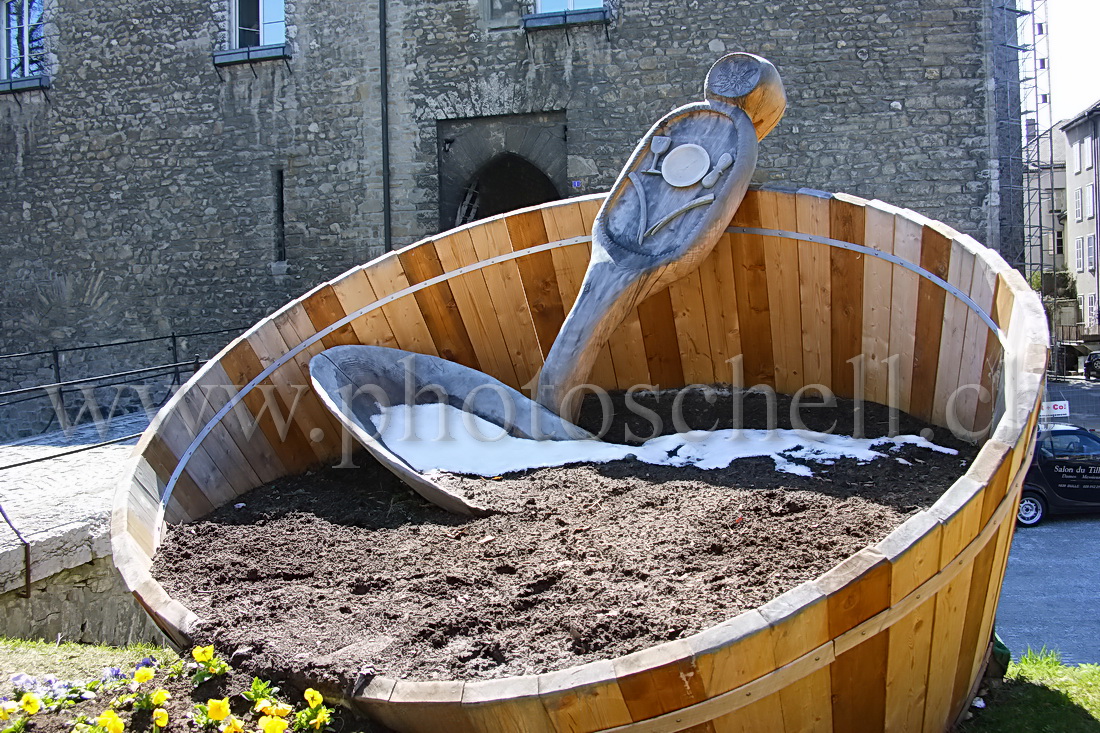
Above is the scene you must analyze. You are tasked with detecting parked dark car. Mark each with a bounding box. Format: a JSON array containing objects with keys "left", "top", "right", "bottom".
[
  {"left": 1019, "top": 424, "right": 1100, "bottom": 526},
  {"left": 1085, "top": 352, "right": 1100, "bottom": 380}
]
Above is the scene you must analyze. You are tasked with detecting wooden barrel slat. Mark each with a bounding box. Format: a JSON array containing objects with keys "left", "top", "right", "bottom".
[
  {"left": 270, "top": 305, "right": 348, "bottom": 448},
  {"left": 730, "top": 192, "right": 775, "bottom": 388},
  {"left": 328, "top": 267, "right": 401, "bottom": 349},
  {"left": 244, "top": 319, "right": 341, "bottom": 464},
  {"left": 398, "top": 245, "right": 483, "bottom": 369},
  {"left": 761, "top": 190, "right": 804, "bottom": 394},
  {"left": 110, "top": 189, "right": 1048, "bottom": 733},
  {"left": 467, "top": 218, "right": 545, "bottom": 387},
  {"left": 220, "top": 339, "right": 319, "bottom": 475},
  {"left": 931, "top": 241, "right": 976, "bottom": 426},
  {"left": 795, "top": 194, "right": 832, "bottom": 388},
  {"left": 909, "top": 226, "right": 952, "bottom": 422},
  {"left": 828, "top": 196, "right": 867, "bottom": 401}
]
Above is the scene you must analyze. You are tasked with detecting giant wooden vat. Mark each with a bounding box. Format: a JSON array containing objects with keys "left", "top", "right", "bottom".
[{"left": 112, "top": 186, "right": 1047, "bottom": 732}]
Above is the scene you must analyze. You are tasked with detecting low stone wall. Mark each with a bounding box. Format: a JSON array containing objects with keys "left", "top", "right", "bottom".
[{"left": 0, "top": 556, "right": 165, "bottom": 646}]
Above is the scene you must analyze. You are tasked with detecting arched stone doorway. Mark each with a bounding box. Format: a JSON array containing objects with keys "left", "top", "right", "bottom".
[
  {"left": 437, "top": 111, "right": 567, "bottom": 230},
  {"left": 454, "top": 153, "right": 561, "bottom": 226}
]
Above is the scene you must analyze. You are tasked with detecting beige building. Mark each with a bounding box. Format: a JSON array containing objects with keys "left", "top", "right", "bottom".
[{"left": 1064, "top": 101, "right": 1100, "bottom": 332}]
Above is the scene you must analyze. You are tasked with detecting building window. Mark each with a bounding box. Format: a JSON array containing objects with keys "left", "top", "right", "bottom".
[
  {"left": 1090, "top": 293, "right": 1097, "bottom": 327},
  {"left": 2, "top": 0, "right": 45, "bottom": 80},
  {"left": 1089, "top": 184, "right": 1096, "bottom": 220},
  {"left": 1075, "top": 140, "right": 1083, "bottom": 174},
  {"left": 1086, "top": 137, "right": 1095, "bottom": 170},
  {"left": 1055, "top": 229, "right": 1064, "bottom": 256},
  {"left": 1076, "top": 188, "right": 1084, "bottom": 221},
  {"left": 535, "top": 0, "right": 604, "bottom": 10},
  {"left": 234, "top": 0, "right": 284, "bottom": 48},
  {"left": 1076, "top": 236, "right": 1085, "bottom": 271},
  {"left": 1089, "top": 234, "right": 1096, "bottom": 271}
]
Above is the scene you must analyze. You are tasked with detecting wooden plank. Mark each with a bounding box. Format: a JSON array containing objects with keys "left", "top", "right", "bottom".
[
  {"left": 932, "top": 242, "right": 976, "bottom": 427},
  {"left": 220, "top": 339, "right": 318, "bottom": 475},
  {"left": 759, "top": 585, "right": 833, "bottom": 733},
  {"left": 637, "top": 287, "right": 687, "bottom": 389},
  {"left": 361, "top": 253, "right": 439, "bottom": 357},
  {"left": 170, "top": 372, "right": 263, "bottom": 497},
  {"left": 795, "top": 194, "right": 831, "bottom": 388},
  {"left": 248, "top": 318, "right": 342, "bottom": 463},
  {"left": 888, "top": 215, "right": 922, "bottom": 415},
  {"left": 155, "top": 407, "right": 238, "bottom": 509},
  {"left": 301, "top": 283, "right": 359, "bottom": 349},
  {"left": 669, "top": 269, "right": 716, "bottom": 384},
  {"left": 697, "top": 242, "right": 732, "bottom": 387},
  {"left": 142, "top": 434, "right": 214, "bottom": 522},
  {"left": 952, "top": 258, "right": 997, "bottom": 438},
  {"left": 612, "top": 641, "right": 710, "bottom": 725},
  {"left": 328, "top": 267, "right": 400, "bottom": 349},
  {"left": 271, "top": 304, "right": 347, "bottom": 449},
  {"left": 820, "top": 550, "right": 891, "bottom": 733},
  {"left": 829, "top": 198, "right": 866, "bottom": 400},
  {"left": 952, "top": 529, "right": 1000, "bottom": 710},
  {"left": 605, "top": 310, "right": 653, "bottom": 391},
  {"left": 435, "top": 230, "right": 523, "bottom": 389},
  {"left": 548, "top": 239, "right": 618, "bottom": 389},
  {"left": 398, "top": 244, "right": 481, "bottom": 368},
  {"left": 760, "top": 190, "right": 803, "bottom": 393},
  {"left": 730, "top": 192, "right": 774, "bottom": 388},
  {"left": 922, "top": 490, "right": 984, "bottom": 733},
  {"left": 880, "top": 513, "right": 943, "bottom": 733},
  {"left": 375, "top": 681, "right": 473, "bottom": 733},
  {"left": 861, "top": 204, "right": 895, "bottom": 407},
  {"left": 689, "top": 611, "right": 784, "bottom": 733},
  {"left": 909, "top": 225, "right": 952, "bottom": 422},
  {"left": 467, "top": 218, "right": 544, "bottom": 389},
  {"left": 710, "top": 234, "right": 744, "bottom": 387},
  {"left": 510, "top": 237, "right": 568, "bottom": 362},
  {"left": 462, "top": 676, "right": 555, "bottom": 733},
  {"left": 194, "top": 361, "right": 288, "bottom": 486},
  {"left": 974, "top": 276, "right": 1006, "bottom": 440},
  {"left": 538, "top": 660, "right": 633, "bottom": 732}
]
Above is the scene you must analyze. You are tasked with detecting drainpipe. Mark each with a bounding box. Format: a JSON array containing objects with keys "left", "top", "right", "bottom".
[{"left": 380, "top": 0, "right": 393, "bottom": 252}]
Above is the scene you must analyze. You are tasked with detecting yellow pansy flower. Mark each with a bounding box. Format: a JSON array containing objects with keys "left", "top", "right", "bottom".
[
  {"left": 98, "top": 709, "right": 125, "bottom": 733},
  {"left": 192, "top": 645, "right": 215, "bottom": 663},
  {"left": 151, "top": 689, "right": 171, "bottom": 706},
  {"left": 266, "top": 702, "right": 292, "bottom": 719},
  {"left": 303, "top": 689, "right": 322, "bottom": 709},
  {"left": 0, "top": 700, "right": 17, "bottom": 720},
  {"left": 309, "top": 707, "right": 330, "bottom": 730},
  {"left": 19, "top": 693, "right": 41, "bottom": 715},
  {"left": 153, "top": 708, "right": 168, "bottom": 728},
  {"left": 258, "top": 715, "right": 289, "bottom": 733},
  {"left": 220, "top": 716, "right": 244, "bottom": 733},
  {"left": 207, "top": 698, "right": 231, "bottom": 722},
  {"left": 253, "top": 699, "right": 273, "bottom": 714},
  {"left": 134, "top": 667, "right": 155, "bottom": 684}
]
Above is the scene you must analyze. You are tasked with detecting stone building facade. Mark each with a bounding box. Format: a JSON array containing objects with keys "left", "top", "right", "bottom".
[{"left": 0, "top": 0, "right": 1022, "bottom": 434}]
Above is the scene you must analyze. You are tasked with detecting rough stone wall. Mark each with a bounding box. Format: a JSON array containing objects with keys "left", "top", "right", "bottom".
[
  {"left": 0, "top": 556, "right": 166, "bottom": 646},
  {"left": 0, "top": 0, "right": 1021, "bottom": 389}
]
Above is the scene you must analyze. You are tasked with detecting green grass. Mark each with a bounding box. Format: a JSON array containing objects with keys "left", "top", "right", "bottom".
[
  {"left": 0, "top": 637, "right": 179, "bottom": 700},
  {"left": 961, "top": 648, "right": 1100, "bottom": 732}
]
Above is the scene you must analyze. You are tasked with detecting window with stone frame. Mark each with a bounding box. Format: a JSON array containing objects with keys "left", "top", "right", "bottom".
[
  {"left": 233, "top": 0, "right": 285, "bottom": 48},
  {"left": 1088, "top": 184, "right": 1096, "bottom": 220},
  {"left": 1076, "top": 236, "right": 1085, "bottom": 272},
  {"left": 2, "top": 0, "right": 45, "bottom": 80},
  {"left": 535, "top": 0, "right": 604, "bottom": 11}
]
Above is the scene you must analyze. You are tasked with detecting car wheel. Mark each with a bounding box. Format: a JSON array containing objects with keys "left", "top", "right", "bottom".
[{"left": 1017, "top": 491, "right": 1046, "bottom": 527}]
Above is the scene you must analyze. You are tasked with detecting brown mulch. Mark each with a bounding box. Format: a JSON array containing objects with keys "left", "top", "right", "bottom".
[{"left": 151, "top": 388, "right": 977, "bottom": 688}]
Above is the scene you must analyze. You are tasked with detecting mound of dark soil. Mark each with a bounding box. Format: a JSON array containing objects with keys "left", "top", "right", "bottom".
[{"left": 152, "top": 389, "right": 976, "bottom": 686}]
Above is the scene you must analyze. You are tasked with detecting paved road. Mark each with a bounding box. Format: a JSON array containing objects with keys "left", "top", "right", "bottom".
[
  {"left": 996, "top": 513, "right": 1100, "bottom": 665},
  {"left": 1044, "top": 377, "right": 1100, "bottom": 432}
]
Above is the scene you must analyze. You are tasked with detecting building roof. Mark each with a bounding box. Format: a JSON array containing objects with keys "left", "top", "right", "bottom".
[{"left": 1061, "top": 99, "right": 1100, "bottom": 131}]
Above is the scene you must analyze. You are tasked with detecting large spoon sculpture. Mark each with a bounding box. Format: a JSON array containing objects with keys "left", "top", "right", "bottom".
[
  {"left": 536, "top": 53, "right": 785, "bottom": 419},
  {"left": 310, "top": 54, "right": 784, "bottom": 514}
]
